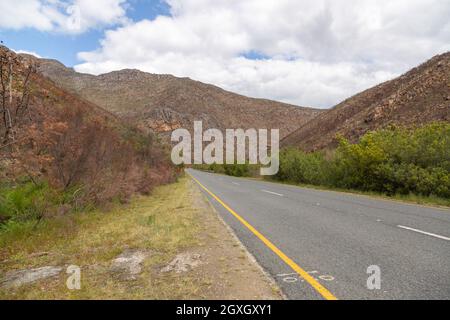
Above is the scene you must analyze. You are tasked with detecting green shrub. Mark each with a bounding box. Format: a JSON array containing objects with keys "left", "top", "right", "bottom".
[
  {"left": 0, "top": 181, "right": 63, "bottom": 223},
  {"left": 194, "top": 123, "right": 450, "bottom": 200},
  {"left": 277, "top": 122, "right": 450, "bottom": 199},
  {"left": 275, "top": 148, "right": 327, "bottom": 185},
  {"left": 193, "top": 163, "right": 259, "bottom": 177},
  {"left": 207, "top": 163, "right": 226, "bottom": 174},
  {"left": 223, "top": 164, "right": 249, "bottom": 177},
  {"left": 330, "top": 123, "right": 450, "bottom": 197}
]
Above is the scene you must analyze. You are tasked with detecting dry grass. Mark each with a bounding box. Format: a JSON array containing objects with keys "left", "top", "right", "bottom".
[
  {"left": 1, "top": 175, "right": 282, "bottom": 300},
  {"left": 0, "top": 177, "right": 204, "bottom": 299}
]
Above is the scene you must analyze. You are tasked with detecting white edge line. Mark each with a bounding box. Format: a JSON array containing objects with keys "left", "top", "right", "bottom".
[
  {"left": 232, "top": 182, "right": 240, "bottom": 186},
  {"left": 261, "top": 190, "right": 284, "bottom": 197},
  {"left": 397, "top": 225, "right": 450, "bottom": 241}
]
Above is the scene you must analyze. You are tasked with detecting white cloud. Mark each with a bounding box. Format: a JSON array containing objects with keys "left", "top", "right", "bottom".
[
  {"left": 74, "top": 0, "right": 450, "bottom": 108},
  {"left": 76, "top": 49, "right": 396, "bottom": 108},
  {"left": 4, "top": 0, "right": 449, "bottom": 108},
  {"left": 13, "top": 49, "right": 43, "bottom": 58},
  {"left": 0, "top": 0, "right": 128, "bottom": 34}
]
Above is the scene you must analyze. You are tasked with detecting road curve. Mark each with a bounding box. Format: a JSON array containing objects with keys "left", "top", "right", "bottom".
[{"left": 187, "top": 169, "right": 450, "bottom": 300}]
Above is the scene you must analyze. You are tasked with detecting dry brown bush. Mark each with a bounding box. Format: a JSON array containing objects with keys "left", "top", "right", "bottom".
[{"left": 1, "top": 46, "right": 177, "bottom": 215}]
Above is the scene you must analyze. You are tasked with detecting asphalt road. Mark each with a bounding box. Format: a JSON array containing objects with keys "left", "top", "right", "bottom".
[{"left": 187, "top": 169, "right": 450, "bottom": 300}]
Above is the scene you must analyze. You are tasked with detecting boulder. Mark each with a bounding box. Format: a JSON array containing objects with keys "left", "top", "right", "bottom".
[{"left": 1, "top": 266, "right": 63, "bottom": 288}]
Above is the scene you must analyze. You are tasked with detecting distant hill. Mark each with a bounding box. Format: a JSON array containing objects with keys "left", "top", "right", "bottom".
[
  {"left": 28, "top": 57, "right": 322, "bottom": 139},
  {"left": 282, "top": 52, "right": 450, "bottom": 151}
]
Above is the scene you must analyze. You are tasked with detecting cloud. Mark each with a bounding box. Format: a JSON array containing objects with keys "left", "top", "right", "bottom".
[
  {"left": 73, "top": 0, "right": 450, "bottom": 108},
  {"left": 76, "top": 48, "right": 396, "bottom": 108},
  {"left": 0, "top": 0, "right": 128, "bottom": 34},
  {"left": 13, "top": 49, "right": 43, "bottom": 58},
  {"left": 4, "top": 0, "right": 449, "bottom": 108}
]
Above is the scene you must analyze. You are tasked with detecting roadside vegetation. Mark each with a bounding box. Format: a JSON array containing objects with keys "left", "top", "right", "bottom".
[
  {"left": 276, "top": 122, "right": 450, "bottom": 201},
  {"left": 195, "top": 122, "right": 450, "bottom": 207},
  {"left": 0, "top": 177, "right": 281, "bottom": 300},
  {"left": 0, "top": 46, "right": 177, "bottom": 236},
  {"left": 0, "top": 178, "right": 199, "bottom": 299},
  {"left": 192, "top": 163, "right": 260, "bottom": 177}
]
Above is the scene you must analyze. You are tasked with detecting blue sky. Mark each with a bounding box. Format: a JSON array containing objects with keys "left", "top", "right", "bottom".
[
  {"left": 1, "top": 0, "right": 449, "bottom": 108},
  {"left": 0, "top": 0, "right": 171, "bottom": 66}
]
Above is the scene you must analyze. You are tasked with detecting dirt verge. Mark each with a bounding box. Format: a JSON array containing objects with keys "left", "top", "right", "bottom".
[{"left": 0, "top": 177, "right": 282, "bottom": 300}]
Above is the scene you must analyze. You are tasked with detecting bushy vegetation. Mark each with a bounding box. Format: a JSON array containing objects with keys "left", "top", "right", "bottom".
[
  {"left": 276, "top": 149, "right": 328, "bottom": 186},
  {"left": 193, "top": 163, "right": 260, "bottom": 177},
  {"left": 275, "top": 122, "right": 450, "bottom": 200},
  {"left": 0, "top": 48, "right": 178, "bottom": 231},
  {"left": 0, "top": 181, "right": 67, "bottom": 227}
]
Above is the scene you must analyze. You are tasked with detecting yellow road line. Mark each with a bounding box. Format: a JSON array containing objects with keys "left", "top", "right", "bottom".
[{"left": 188, "top": 173, "right": 338, "bottom": 301}]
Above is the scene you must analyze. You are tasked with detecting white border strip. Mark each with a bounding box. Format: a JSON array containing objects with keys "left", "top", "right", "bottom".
[{"left": 397, "top": 225, "right": 450, "bottom": 241}]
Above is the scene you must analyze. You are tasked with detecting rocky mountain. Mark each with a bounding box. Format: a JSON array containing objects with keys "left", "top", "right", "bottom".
[
  {"left": 1, "top": 45, "right": 174, "bottom": 195},
  {"left": 282, "top": 52, "right": 450, "bottom": 151},
  {"left": 27, "top": 56, "right": 322, "bottom": 139}
]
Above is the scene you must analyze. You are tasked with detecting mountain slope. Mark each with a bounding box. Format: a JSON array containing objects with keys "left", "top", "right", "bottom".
[
  {"left": 29, "top": 57, "right": 322, "bottom": 139},
  {"left": 1, "top": 46, "right": 175, "bottom": 202},
  {"left": 282, "top": 52, "right": 450, "bottom": 151}
]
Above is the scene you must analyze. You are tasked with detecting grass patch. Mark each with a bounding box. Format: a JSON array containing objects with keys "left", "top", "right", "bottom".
[
  {"left": 0, "top": 177, "right": 205, "bottom": 300},
  {"left": 0, "top": 181, "right": 59, "bottom": 223}
]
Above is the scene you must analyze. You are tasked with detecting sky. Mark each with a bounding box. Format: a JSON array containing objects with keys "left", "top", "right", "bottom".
[{"left": 0, "top": 0, "right": 449, "bottom": 109}]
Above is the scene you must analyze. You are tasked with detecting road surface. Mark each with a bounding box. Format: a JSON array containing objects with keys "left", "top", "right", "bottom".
[{"left": 187, "top": 169, "right": 450, "bottom": 300}]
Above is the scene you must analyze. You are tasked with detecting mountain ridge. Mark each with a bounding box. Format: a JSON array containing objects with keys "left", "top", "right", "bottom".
[
  {"left": 25, "top": 55, "right": 323, "bottom": 139},
  {"left": 22, "top": 51, "right": 449, "bottom": 152},
  {"left": 282, "top": 52, "right": 450, "bottom": 151}
]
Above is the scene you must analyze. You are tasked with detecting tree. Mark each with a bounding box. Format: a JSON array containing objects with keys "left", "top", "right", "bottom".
[{"left": 0, "top": 51, "right": 36, "bottom": 147}]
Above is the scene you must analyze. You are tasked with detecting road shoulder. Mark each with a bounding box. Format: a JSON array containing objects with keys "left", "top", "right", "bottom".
[
  {"left": 0, "top": 176, "right": 282, "bottom": 300},
  {"left": 189, "top": 178, "right": 284, "bottom": 299}
]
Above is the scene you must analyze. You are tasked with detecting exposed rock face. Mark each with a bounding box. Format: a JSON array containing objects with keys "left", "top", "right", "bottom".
[
  {"left": 142, "top": 107, "right": 187, "bottom": 133},
  {"left": 160, "top": 253, "right": 202, "bottom": 274},
  {"left": 110, "top": 250, "right": 149, "bottom": 280},
  {"left": 282, "top": 52, "right": 450, "bottom": 151},
  {"left": 23, "top": 55, "right": 322, "bottom": 139},
  {"left": 0, "top": 266, "right": 63, "bottom": 288}
]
